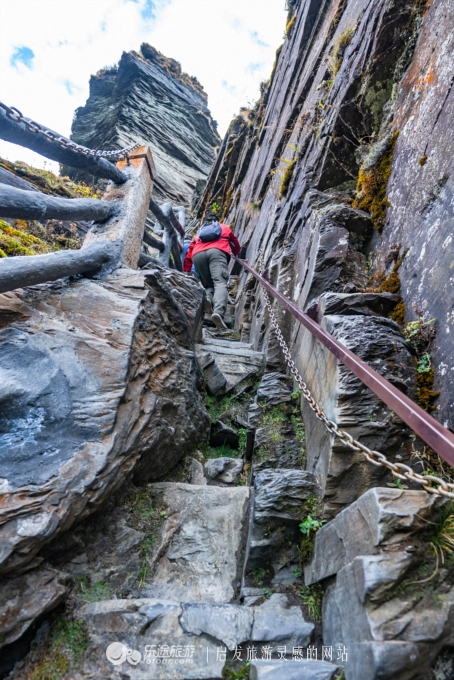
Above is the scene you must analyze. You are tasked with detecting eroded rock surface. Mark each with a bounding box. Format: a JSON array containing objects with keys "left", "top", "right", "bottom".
[
  {"left": 64, "top": 44, "right": 220, "bottom": 205},
  {"left": 141, "top": 483, "right": 249, "bottom": 603},
  {"left": 0, "top": 267, "right": 209, "bottom": 577}
]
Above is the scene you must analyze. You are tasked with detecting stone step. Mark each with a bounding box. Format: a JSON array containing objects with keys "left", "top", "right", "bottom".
[
  {"left": 195, "top": 341, "right": 264, "bottom": 395},
  {"left": 76, "top": 593, "right": 315, "bottom": 679},
  {"left": 141, "top": 482, "right": 249, "bottom": 603},
  {"left": 250, "top": 659, "right": 341, "bottom": 679}
]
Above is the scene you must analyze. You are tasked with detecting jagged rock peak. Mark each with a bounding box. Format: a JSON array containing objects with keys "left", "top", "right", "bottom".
[{"left": 64, "top": 44, "right": 220, "bottom": 206}]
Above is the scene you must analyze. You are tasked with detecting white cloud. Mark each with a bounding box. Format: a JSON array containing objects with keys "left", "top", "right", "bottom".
[{"left": 0, "top": 0, "right": 286, "bottom": 173}]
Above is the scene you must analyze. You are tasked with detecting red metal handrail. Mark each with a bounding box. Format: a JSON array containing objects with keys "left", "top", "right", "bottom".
[{"left": 234, "top": 257, "right": 454, "bottom": 467}]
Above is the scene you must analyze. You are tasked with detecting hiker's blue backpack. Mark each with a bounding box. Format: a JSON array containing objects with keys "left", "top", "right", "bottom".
[{"left": 197, "top": 221, "right": 222, "bottom": 242}]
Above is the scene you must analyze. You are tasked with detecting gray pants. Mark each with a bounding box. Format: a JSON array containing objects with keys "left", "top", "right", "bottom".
[{"left": 193, "top": 248, "right": 229, "bottom": 317}]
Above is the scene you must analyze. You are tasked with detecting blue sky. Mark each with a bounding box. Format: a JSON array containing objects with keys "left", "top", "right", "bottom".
[{"left": 0, "top": 0, "right": 287, "bottom": 171}]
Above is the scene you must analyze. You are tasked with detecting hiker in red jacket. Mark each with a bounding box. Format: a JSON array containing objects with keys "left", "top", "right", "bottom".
[{"left": 184, "top": 211, "right": 241, "bottom": 330}]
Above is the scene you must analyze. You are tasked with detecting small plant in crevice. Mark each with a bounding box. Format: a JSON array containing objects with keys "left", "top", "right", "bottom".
[
  {"left": 403, "top": 307, "right": 439, "bottom": 412},
  {"left": 298, "top": 513, "right": 326, "bottom": 564},
  {"left": 223, "top": 661, "right": 251, "bottom": 680},
  {"left": 293, "top": 583, "right": 323, "bottom": 622},
  {"left": 76, "top": 576, "right": 111, "bottom": 603},
  {"left": 27, "top": 620, "right": 88, "bottom": 680},
  {"left": 403, "top": 503, "right": 454, "bottom": 587},
  {"left": 328, "top": 24, "right": 357, "bottom": 81},
  {"left": 299, "top": 515, "right": 326, "bottom": 535}
]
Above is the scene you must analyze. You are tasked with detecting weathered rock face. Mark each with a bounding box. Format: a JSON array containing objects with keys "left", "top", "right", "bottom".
[
  {"left": 0, "top": 266, "right": 209, "bottom": 577},
  {"left": 307, "top": 487, "right": 454, "bottom": 680},
  {"left": 197, "top": 0, "right": 454, "bottom": 512},
  {"left": 64, "top": 44, "right": 220, "bottom": 205}
]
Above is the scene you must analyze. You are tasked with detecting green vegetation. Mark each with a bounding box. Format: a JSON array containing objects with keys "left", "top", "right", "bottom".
[
  {"left": 223, "top": 662, "right": 251, "bottom": 680},
  {"left": 279, "top": 159, "right": 296, "bottom": 197},
  {"left": 403, "top": 311, "right": 439, "bottom": 411},
  {"left": 263, "top": 588, "right": 273, "bottom": 598},
  {"left": 77, "top": 576, "right": 111, "bottom": 603},
  {"left": 238, "top": 428, "right": 247, "bottom": 455},
  {"left": 202, "top": 442, "right": 238, "bottom": 459},
  {"left": 29, "top": 621, "right": 88, "bottom": 680},
  {"left": 0, "top": 219, "right": 51, "bottom": 257},
  {"left": 387, "top": 478, "right": 407, "bottom": 490},
  {"left": 205, "top": 393, "right": 238, "bottom": 423},
  {"left": 298, "top": 499, "right": 325, "bottom": 563},
  {"left": 0, "top": 158, "right": 100, "bottom": 198},
  {"left": 294, "top": 584, "right": 323, "bottom": 622},
  {"left": 353, "top": 131, "right": 399, "bottom": 231},
  {"left": 125, "top": 487, "right": 167, "bottom": 588},
  {"left": 299, "top": 516, "right": 326, "bottom": 535},
  {"left": 251, "top": 566, "right": 267, "bottom": 586},
  {"left": 291, "top": 414, "right": 305, "bottom": 444},
  {"left": 328, "top": 25, "right": 356, "bottom": 80}
]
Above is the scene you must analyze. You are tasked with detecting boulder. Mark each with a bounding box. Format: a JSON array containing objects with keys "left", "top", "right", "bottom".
[
  {"left": 323, "top": 553, "right": 454, "bottom": 680},
  {"left": 77, "top": 598, "right": 226, "bottom": 679},
  {"left": 141, "top": 483, "right": 249, "bottom": 603},
  {"left": 204, "top": 458, "right": 243, "bottom": 485},
  {"left": 251, "top": 594, "right": 314, "bottom": 649},
  {"left": 0, "top": 568, "right": 68, "bottom": 650},
  {"left": 180, "top": 603, "right": 253, "bottom": 650},
  {"left": 195, "top": 339, "right": 265, "bottom": 394},
  {"left": 0, "top": 267, "right": 209, "bottom": 577},
  {"left": 305, "top": 488, "right": 436, "bottom": 584},
  {"left": 190, "top": 458, "right": 206, "bottom": 485},
  {"left": 256, "top": 372, "right": 293, "bottom": 406}
]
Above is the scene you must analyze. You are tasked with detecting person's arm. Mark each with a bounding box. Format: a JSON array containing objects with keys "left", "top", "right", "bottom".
[
  {"left": 229, "top": 230, "right": 241, "bottom": 257},
  {"left": 183, "top": 240, "right": 195, "bottom": 272}
]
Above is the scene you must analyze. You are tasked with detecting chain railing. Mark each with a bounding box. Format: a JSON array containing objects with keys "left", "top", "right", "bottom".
[
  {"left": 235, "top": 255, "right": 454, "bottom": 499},
  {"left": 0, "top": 102, "right": 140, "bottom": 159}
]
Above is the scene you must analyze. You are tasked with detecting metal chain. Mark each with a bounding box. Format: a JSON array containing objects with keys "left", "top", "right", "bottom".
[
  {"left": 255, "top": 257, "right": 454, "bottom": 499},
  {"left": 0, "top": 102, "right": 140, "bottom": 159}
]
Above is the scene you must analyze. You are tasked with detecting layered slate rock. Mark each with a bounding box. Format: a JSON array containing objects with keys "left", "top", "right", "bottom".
[
  {"left": 141, "top": 483, "right": 249, "bottom": 603},
  {"left": 244, "top": 469, "right": 320, "bottom": 582},
  {"left": 195, "top": 336, "right": 265, "bottom": 395},
  {"left": 250, "top": 659, "right": 340, "bottom": 680},
  {"left": 73, "top": 593, "right": 316, "bottom": 678},
  {"left": 323, "top": 552, "right": 454, "bottom": 680},
  {"left": 0, "top": 568, "right": 68, "bottom": 649},
  {"left": 64, "top": 44, "right": 220, "bottom": 205},
  {"left": 296, "top": 299, "right": 417, "bottom": 519},
  {"left": 305, "top": 488, "right": 436, "bottom": 585},
  {"left": 204, "top": 458, "right": 243, "bottom": 485},
  {"left": 0, "top": 267, "right": 209, "bottom": 577},
  {"left": 305, "top": 487, "right": 454, "bottom": 679},
  {"left": 251, "top": 593, "right": 314, "bottom": 649}
]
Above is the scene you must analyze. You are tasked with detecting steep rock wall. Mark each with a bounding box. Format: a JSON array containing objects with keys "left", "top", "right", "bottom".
[
  {"left": 64, "top": 44, "right": 220, "bottom": 206},
  {"left": 199, "top": 0, "right": 453, "bottom": 435}
]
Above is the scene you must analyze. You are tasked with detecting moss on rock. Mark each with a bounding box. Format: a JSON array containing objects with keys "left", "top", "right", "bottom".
[{"left": 353, "top": 130, "right": 399, "bottom": 231}]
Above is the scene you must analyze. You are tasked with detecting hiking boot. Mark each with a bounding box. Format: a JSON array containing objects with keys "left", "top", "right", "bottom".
[
  {"left": 205, "top": 298, "right": 213, "bottom": 315},
  {"left": 211, "top": 312, "right": 227, "bottom": 330}
]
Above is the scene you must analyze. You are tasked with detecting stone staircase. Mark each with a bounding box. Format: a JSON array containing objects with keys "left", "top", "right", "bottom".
[
  {"left": 63, "top": 331, "right": 342, "bottom": 680},
  {"left": 7, "top": 317, "right": 453, "bottom": 680}
]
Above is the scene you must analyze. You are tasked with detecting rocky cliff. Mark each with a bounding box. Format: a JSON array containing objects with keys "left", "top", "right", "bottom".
[
  {"left": 63, "top": 43, "right": 220, "bottom": 206},
  {"left": 199, "top": 0, "right": 454, "bottom": 430}
]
